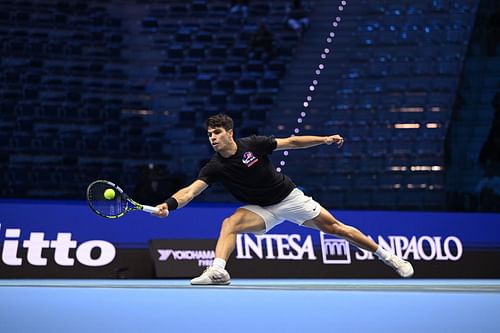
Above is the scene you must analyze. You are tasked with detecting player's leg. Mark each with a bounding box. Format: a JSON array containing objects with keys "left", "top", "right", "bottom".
[
  {"left": 215, "top": 208, "right": 266, "bottom": 262},
  {"left": 302, "top": 207, "right": 414, "bottom": 277},
  {"left": 302, "top": 207, "right": 378, "bottom": 252},
  {"left": 191, "top": 208, "right": 267, "bottom": 285}
]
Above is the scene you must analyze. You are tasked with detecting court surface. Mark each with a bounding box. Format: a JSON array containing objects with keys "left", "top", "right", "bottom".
[{"left": 1, "top": 279, "right": 499, "bottom": 333}]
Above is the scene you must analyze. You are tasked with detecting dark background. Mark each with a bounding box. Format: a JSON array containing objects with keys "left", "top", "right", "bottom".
[{"left": 0, "top": 0, "right": 499, "bottom": 211}]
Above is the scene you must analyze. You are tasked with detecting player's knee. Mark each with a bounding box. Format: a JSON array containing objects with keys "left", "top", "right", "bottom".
[
  {"left": 220, "top": 216, "right": 238, "bottom": 235},
  {"left": 334, "top": 224, "right": 357, "bottom": 239},
  {"left": 322, "top": 222, "right": 345, "bottom": 237}
]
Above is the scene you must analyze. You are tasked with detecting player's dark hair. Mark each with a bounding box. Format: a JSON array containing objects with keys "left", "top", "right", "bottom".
[{"left": 205, "top": 114, "right": 234, "bottom": 131}]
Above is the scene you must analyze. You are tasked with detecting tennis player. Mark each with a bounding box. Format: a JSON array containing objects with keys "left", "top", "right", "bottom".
[{"left": 154, "top": 114, "right": 414, "bottom": 284}]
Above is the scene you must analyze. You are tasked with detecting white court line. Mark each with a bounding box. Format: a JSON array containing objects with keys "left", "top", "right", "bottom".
[{"left": 0, "top": 279, "right": 499, "bottom": 293}]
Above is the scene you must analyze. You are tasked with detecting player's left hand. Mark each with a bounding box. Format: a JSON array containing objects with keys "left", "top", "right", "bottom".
[{"left": 325, "top": 135, "right": 344, "bottom": 148}]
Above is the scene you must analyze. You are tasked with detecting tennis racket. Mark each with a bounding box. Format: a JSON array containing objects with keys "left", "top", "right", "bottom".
[{"left": 86, "top": 180, "right": 159, "bottom": 219}]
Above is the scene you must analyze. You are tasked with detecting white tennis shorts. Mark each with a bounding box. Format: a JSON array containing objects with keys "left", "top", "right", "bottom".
[{"left": 242, "top": 188, "right": 322, "bottom": 234}]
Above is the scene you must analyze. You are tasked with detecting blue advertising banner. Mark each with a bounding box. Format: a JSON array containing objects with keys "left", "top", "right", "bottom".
[
  {"left": 1, "top": 199, "right": 499, "bottom": 278},
  {"left": 1, "top": 199, "right": 499, "bottom": 248}
]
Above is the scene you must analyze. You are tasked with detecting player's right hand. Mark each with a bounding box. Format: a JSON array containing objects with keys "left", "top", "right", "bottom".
[{"left": 153, "top": 203, "right": 169, "bottom": 218}]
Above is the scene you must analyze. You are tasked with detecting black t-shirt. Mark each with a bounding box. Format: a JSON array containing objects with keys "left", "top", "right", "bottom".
[{"left": 198, "top": 135, "right": 296, "bottom": 206}]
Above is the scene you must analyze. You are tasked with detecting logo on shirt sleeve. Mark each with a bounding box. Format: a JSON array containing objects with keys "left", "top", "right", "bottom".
[{"left": 242, "top": 151, "right": 259, "bottom": 167}]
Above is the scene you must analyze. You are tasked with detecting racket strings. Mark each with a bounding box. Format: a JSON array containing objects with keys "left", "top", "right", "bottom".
[{"left": 88, "top": 182, "right": 127, "bottom": 217}]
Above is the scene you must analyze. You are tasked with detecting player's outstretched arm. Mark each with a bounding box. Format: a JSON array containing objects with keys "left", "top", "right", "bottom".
[
  {"left": 153, "top": 179, "right": 208, "bottom": 218},
  {"left": 275, "top": 134, "right": 344, "bottom": 150}
]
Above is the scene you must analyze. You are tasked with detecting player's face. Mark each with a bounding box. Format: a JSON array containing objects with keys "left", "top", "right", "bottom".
[{"left": 207, "top": 126, "right": 233, "bottom": 152}]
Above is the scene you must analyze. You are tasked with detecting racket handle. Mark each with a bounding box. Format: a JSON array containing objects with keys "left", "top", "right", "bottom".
[{"left": 142, "top": 205, "right": 160, "bottom": 214}]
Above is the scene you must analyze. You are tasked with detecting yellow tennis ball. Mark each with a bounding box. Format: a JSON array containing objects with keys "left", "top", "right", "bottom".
[{"left": 104, "top": 188, "right": 116, "bottom": 200}]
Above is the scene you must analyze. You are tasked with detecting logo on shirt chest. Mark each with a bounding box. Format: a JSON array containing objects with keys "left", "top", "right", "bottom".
[{"left": 242, "top": 151, "right": 259, "bottom": 167}]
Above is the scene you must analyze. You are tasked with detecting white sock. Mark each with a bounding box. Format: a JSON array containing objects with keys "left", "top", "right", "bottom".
[
  {"left": 212, "top": 258, "right": 226, "bottom": 270},
  {"left": 374, "top": 247, "right": 391, "bottom": 260}
]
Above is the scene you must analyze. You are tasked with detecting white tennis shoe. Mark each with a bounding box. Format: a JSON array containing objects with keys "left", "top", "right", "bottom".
[
  {"left": 381, "top": 254, "right": 414, "bottom": 278},
  {"left": 190, "top": 266, "right": 231, "bottom": 285}
]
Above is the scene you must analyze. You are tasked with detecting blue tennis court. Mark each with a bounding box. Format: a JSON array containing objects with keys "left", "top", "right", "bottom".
[{"left": 1, "top": 279, "right": 499, "bottom": 333}]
